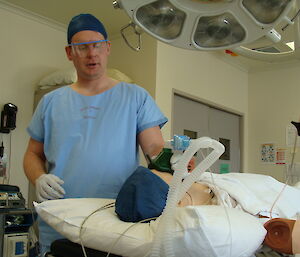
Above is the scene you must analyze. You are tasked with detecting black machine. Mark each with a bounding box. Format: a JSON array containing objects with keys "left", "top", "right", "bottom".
[
  {"left": 0, "top": 103, "right": 18, "bottom": 134},
  {"left": 0, "top": 185, "right": 25, "bottom": 209},
  {"left": 0, "top": 185, "right": 35, "bottom": 257},
  {"left": 49, "top": 239, "right": 121, "bottom": 257}
]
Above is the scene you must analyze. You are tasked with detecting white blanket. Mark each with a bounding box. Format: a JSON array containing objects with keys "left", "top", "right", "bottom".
[{"left": 200, "top": 172, "right": 300, "bottom": 219}]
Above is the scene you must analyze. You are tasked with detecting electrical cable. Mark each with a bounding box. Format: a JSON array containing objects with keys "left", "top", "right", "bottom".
[
  {"left": 105, "top": 216, "right": 158, "bottom": 257},
  {"left": 0, "top": 141, "right": 4, "bottom": 158},
  {"left": 79, "top": 202, "right": 115, "bottom": 257},
  {"left": 29, "top": 207, "right": 39, "bottom": 257},
  {"left": 199, "top": 149, "right": 233, "bottom": 257},
  {"left": 6, "top": 133, "right": 12, "bottom": 184},
  {"left": 2, "top": 134, "right": 12, "bottom": 184},
  {"left": 269, "top": 130, "right": 298, "bottom": 219},
  {"left": 185, "top": 191, "right": 193, "bottom": 206},
  {"left": 78, "top": 201, "right": 158, "bottom": 257},
  {"left": 0, "top": 134, "right": 5, "bottom": 184},
  {"left": 282, "top": 8, "right": 300, "bottom": 31}
]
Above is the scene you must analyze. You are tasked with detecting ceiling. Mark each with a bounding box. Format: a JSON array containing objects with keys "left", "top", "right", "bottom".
[
  {"left": 2, "top": 0, "right": 300, "bottom": 72},
  {"left": 1, "top": 0, "right": 130, "bottom": 39}
]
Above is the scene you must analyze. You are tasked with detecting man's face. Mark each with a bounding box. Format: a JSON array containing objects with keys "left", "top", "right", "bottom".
[{"left": 65, "top": 30, "right": 111, "bottom": 81}]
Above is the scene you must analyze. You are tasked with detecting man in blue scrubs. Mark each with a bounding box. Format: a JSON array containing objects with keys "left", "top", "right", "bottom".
[{"left": 23, "top": 13, "right": 167, "bottom": 256}]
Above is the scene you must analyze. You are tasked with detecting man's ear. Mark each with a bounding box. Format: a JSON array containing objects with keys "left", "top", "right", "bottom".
[
  {"left": 106, "top": 41, "right": 111, "bottom": 55},
  {"left": 65, "top": 46, "right": 73, "bottom": 61}
]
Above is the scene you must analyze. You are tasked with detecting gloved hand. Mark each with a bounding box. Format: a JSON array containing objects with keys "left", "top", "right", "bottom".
[
  {"left": 35, "top": 174, "right": 65, "bottom": 202},
  {"left": 170, "top": 153, "right": 184, "bottom": 169}
]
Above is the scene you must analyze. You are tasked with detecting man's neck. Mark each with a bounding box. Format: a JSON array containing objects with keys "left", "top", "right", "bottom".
[{"left": 72, "top": 75, "right": 119, "bottom": 96}]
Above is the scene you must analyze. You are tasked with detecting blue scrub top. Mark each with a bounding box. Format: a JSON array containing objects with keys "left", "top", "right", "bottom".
[{"left": 27, "top": 82, "right": 168, "bottom": 199}]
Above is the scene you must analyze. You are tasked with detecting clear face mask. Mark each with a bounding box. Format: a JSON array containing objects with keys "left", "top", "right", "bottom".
[{"left": 68, "top": 39, "right": 109, "bottom": 57}]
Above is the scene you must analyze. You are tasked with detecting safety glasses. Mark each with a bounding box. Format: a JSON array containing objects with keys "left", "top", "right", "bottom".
[{"left": 68, "top": 39, "right": 109, "bottom": 57}]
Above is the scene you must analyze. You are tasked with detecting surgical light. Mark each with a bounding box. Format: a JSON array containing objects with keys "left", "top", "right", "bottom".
[{"left": 114, "top": 0, "right": 295, "bottom": 51}]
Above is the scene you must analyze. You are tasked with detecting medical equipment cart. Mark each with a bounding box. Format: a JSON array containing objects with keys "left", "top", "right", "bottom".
[
  {"left": 0, "top": 185, "right": 35, "bottom": 257},
  {"left": 0, "top": 208, "right": 34, "bottom": 257}
]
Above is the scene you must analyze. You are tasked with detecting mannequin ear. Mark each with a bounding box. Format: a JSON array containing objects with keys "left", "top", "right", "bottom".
[
  {"left": 187, "top": 157, "right": 196, "bottom": 172},
  {"left": 263, "top": 218, "right": 300, "bottom": 255}
]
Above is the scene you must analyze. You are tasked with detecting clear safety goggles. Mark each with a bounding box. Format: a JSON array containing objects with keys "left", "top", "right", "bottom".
[{"left": 68, "top": 39, "right": 109, "bottom": 57}]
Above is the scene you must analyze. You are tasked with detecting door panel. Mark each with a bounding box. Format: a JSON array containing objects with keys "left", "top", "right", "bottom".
[
  {"left": 173, "top": 94, "right": 241, "bottom": 173},
  {"left": 209, "top": 108, "right": 240, "bottom": 173},
  {"left": 173, "top": 94, "right": 209, "bottom": 138}
]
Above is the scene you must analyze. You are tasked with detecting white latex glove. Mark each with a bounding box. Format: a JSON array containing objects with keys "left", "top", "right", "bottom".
[
  {"left": 36, "top": 174, "right": 65, "bottom": 202},
  {"left": 170, "top": 153, "right": 183, "bottom": 168},
  {"left": 170, "top": 153, "right": 187, "bottom": 179}
]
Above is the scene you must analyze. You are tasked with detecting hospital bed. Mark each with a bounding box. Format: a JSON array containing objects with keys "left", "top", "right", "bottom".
[
  {"left": 34, "top": 198, "right": 271, "bottom": 257},
  {"left": 49, "top": 239, "right": 121, "bottom": 257},
  {"left": 48, "top": 239, "right": 288, "bottom": 257},
  {"left": 35, "top": 171, "right": 300, "bottom": 257}
]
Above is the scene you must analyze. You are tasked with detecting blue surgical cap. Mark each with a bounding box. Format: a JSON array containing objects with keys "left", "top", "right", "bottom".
[
  {"left": 115, "top": 166, "right": 169, "bottom": 222},
  {"left": 67, "top": 13, "right": 108, "bottom": 44}
]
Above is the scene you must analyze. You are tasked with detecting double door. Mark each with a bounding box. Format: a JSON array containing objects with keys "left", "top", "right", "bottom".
[{"left": 173, "top": 94, "right": 241, "bottom": 174}]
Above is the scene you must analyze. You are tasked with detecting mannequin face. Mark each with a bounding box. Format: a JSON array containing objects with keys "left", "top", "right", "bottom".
[
  {"left": 188, "top": 157, "right": 196, "bottom": 172},
  {"left": 150, "top": 168, "right": 213, "bottom": 207}
]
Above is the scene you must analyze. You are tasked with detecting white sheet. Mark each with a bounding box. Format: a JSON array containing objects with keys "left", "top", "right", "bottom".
[{"left": 200, "top": 172, "right": 300, "bottom": 218}]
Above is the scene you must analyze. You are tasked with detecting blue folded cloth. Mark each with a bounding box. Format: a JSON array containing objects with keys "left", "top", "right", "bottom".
[{"left": 115, "top": 166, "right": 169, "bottom": 222}]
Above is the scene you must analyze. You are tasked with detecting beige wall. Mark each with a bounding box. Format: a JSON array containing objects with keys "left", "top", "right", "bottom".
[
  {"left": 108, "top": 34, "right": 157, "bottom": 98},
  {"left": 248, "top": 65, "right": 300, "bottom": 181},
  {"left": 155, "top": 42, "right": 249, "bottom": 171},
  {"left": 0, "top": 6, "right": 70, "bottom": 201}
]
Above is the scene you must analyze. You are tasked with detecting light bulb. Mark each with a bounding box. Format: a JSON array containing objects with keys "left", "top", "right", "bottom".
[
  {"left": 194, "top": 13, "right": 246, "bottom": 48},
  {"left": 136, "top": 0, "right": 186, "bottom": 40},
  {"left": 243, "top": 0, "right": 290, "bottom": 24}
]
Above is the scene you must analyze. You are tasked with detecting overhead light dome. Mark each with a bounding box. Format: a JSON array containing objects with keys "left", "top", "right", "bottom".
[
  {"left": 114, "top": 0, "right": 295, "bottom": 50},
  {"left": 135, "top": 0, "right": 186, "bottom": 39},
  {"left": 242, "top": 0, "right": 292, "bottom": 24},
  {"left": 194, "top": 13, "right": 246, "bottom": 48}
]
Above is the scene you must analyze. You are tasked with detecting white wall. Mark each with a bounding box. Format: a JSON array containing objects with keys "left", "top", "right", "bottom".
[
  {"left": 248, "top": 65, "right": 300, "bottom": 181},
  {"left": 0, "top": 6, "right": 70, "bottom": 202},
  {"left": 155, "top": 42, "right": 249, "bottom": 171},
  {"left": 108, "top": 34, "right": 157, "bottom": 98}
]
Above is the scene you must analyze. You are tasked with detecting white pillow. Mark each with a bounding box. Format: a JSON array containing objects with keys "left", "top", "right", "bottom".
[
  {"left": 38, "top": 68, "right": 133, "bottom": 88},
  {"left": 107, "top": 68, "right": 133, "bottom": 83},
  {"left": 38, "top": 67, "right": 77, "bottom": 87},
  {"left": 34, "top": 198, "right": 266, "bottom": 257}
]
